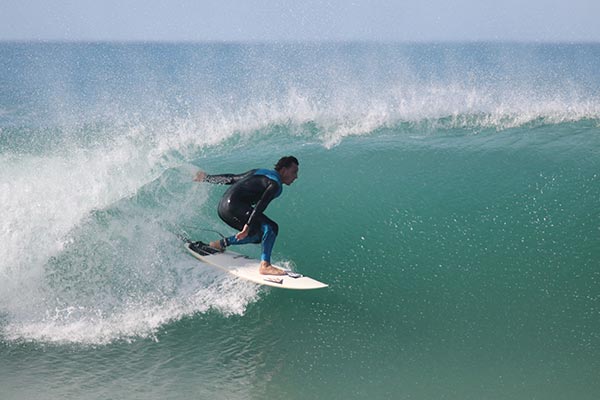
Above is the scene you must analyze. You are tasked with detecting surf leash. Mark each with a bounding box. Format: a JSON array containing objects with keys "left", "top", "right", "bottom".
[{"left": 176, "top": 224, "right": 227, "bottom": 243}]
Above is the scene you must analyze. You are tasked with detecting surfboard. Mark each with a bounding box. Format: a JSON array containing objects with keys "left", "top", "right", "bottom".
[{"left": 184, "top": 241, "right": 328, "bottom": 290}]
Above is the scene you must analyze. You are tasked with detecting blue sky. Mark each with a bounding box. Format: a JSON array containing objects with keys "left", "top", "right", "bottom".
[{"left": 1, "top": 0, "right": 599, "bottom": 42}]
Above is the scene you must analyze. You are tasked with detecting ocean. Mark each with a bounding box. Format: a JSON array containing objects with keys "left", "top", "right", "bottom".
[{"left": 1, "top": 42, "right": 599, "bottom": 399}]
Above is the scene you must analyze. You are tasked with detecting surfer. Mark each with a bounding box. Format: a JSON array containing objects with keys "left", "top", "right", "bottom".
[{"left": 193, "top": 156, "right": 299, "bottom": 276}]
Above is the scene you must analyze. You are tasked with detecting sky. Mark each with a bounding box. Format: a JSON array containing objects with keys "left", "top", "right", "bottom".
[{"left": 1, "top": 0, "right": 599, "bottom": 43}]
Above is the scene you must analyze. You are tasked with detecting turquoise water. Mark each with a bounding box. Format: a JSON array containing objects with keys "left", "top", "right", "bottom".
[{"left": 1, "top": 43, "right": 599, "bottom": 399}]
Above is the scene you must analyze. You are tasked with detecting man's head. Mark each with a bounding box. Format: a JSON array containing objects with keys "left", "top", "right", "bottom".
[{"left": 275, "top": 156, "right": 299, "bottom": 185}]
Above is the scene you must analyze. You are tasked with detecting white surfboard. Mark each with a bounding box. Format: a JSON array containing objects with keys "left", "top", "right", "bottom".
[{"left": 185, "top": 242, "right": 328, "bottom": 290}]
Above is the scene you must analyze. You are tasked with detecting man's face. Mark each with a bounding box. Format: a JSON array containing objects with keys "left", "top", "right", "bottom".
[{"left": 280, "top": 163, "right": 299, "bottom": 185}]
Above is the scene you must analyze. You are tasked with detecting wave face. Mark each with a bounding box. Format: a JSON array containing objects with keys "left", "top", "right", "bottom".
[{"left": 1, "top": 43, "right": 599, "bottom": 399}]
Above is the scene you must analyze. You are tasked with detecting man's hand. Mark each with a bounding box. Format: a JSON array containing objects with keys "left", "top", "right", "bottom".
[
  {"left": 193, "top": 171, "right": 207, "bottom": 182},
  {"left": 236, "top": 224, "right": 250, "bottom": 240}
]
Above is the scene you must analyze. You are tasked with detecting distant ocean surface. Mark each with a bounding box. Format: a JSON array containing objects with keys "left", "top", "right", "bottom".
[{"left": 1, "top": 42, "right": 599, "bottom": 399}]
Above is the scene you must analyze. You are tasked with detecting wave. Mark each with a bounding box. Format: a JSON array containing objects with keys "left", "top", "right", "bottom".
[
  {"left": 3, "top": 112, "right": 597, "bottom": 345},
  {"left": 2, "top": 42, "right": 599, "bottom": 344}
]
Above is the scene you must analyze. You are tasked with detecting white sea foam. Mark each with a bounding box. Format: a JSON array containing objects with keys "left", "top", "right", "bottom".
[{"left": 0, "top": 125, "right": 262, "bottom": 344}]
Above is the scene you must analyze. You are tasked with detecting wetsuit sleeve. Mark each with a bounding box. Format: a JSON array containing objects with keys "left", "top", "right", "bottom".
[
  {"left": 203, "top": 169, "right": 256, "bottom": 185},
  {"left": 246, "top": 178, "right": 280, "bottom": 226}
]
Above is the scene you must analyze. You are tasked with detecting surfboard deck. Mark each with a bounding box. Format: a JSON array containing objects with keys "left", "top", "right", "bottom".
[{"left": 184, "top": 241, "right": 328, "bottom": 290}]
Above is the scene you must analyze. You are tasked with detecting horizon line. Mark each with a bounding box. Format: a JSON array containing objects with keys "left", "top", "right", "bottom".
[{"left": 1, "top": 38, "right": 599, "bottom": 45}]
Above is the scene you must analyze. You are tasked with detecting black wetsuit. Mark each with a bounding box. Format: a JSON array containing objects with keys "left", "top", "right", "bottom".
[{"left": 204, "top": 169, "right": 282, "bottom": 261}]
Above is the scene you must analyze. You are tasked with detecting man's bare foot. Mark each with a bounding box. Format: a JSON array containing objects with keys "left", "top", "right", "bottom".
[
  {"left": 259, "top": 261, "right": 286, "bottom": 275},
  {"left": 209, "top": 240, "right": 224, "bottom": 252}
]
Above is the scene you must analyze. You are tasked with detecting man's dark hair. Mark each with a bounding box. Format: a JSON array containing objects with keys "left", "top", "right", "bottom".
[{"left": 274, "top": 156, "right": 299, "bottom": 171}]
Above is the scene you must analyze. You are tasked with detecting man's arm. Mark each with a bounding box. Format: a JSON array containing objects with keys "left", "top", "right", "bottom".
[{"left": 194, "top": 169, "right": 256, "bottom": 185}]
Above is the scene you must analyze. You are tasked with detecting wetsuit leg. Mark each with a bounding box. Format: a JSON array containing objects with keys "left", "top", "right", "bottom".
[
  {"left": 256, "top": 215, "right": 278, "bottom": 262},
  {"left": 224, "top": 232, "right": 261, "bottom": 246},
  {"left": 217, "top": 201, "right": 279, "bottom": 262},
  {"left": 260, "top": 222, "right": 277, "bottom": 262},
  {"left": 217, "top": 203, "right": 261, "bottom": 246}
]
